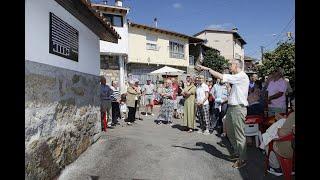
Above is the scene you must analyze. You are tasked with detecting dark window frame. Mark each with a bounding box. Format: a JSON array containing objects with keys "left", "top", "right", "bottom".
[
  {"left": 169, "top": 41, "right": 185, "bottom": 59},
  {"left": 103, "top": 13, "right": 123, "bottom": 27}
]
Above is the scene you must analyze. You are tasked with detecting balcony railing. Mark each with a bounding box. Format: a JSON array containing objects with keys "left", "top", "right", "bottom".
[{"left": 170, "top": 52, "right": 185, "bottom": 59}]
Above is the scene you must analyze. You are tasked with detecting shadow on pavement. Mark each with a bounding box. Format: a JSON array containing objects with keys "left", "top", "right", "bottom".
[
  {"left": 215, "top": 136, "right": 284, "bottom": 180},
  {"left": 172, "top": 142, "right": 234, "bottom": 163},
  {"left": 171, "top": 124, "right": 188, "bottom": 131}
]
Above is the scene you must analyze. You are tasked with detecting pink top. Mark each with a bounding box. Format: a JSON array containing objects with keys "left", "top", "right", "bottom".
[
  {"left": 171, "top": 83, "right": 179, "bottom": 100},
  {"left": 267, "top": 78, "right": 287, "bottom": 109}
]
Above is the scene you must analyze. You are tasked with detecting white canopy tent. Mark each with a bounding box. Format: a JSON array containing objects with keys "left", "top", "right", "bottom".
[{"left": 149, "top": 66, "right": 185, "bottom": 75}]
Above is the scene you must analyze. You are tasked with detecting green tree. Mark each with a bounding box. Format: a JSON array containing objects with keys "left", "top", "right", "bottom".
[
  {"left": 202, "top": 48, "right": 229, "bottom": 73},
  {"left": 257, "top": 41, "right": 295, "bottom": 89}
]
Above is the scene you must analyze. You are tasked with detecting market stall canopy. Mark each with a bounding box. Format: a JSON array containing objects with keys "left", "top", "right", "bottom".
[{"left": 149, "top": 66, "right": 185, "bottom": 75}]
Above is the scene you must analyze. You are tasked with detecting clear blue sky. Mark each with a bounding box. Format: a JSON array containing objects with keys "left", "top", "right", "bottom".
[{"left": 92, "top": 0, "right": 295, "bottom": 60}]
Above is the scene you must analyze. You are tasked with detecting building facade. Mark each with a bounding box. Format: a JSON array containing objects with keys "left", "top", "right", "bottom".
[
  {"left": 25, "top": 0, "right": 120, "bottom": 179},
  {"left": 193, "top": 29, "right": 246, "bottom": 61},
  {"left": 244, "top": 56, "right": 258, "bottom": 74},
  {"left": 91, "top": 0, "right": 129, "bottom": 94},
  {"left": 128, "top": 22, "right": 203, "bottom": 83}
]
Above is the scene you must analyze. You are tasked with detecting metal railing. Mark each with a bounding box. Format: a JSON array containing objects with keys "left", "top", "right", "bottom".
[{"left": 169, "top": 52, "right": 185, "bottom": 59}]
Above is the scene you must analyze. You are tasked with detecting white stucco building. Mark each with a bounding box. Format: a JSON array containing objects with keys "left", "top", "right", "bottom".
[
  {"left": 25, "top": 0, "right": 120, "bottom": 179},
  {"left": 91, "top": 0, "right": 129, "bottom": 94}
]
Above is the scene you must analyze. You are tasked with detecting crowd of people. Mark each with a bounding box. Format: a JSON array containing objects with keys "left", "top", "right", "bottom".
[{"left": 99, "top": 60, "right": 295, "bottom": 174}]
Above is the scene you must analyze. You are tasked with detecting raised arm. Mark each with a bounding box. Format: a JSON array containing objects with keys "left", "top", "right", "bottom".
[{"left": 197, "top": 65, "right": 223, "bottom": 80}]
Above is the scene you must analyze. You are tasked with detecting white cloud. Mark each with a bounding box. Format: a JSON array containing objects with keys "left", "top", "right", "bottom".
[
  {"left": 173, "top": 3, "right": 182, "bottom": 9},
  {"left": 265, "top": 33, "right": 277, "bottom": 37},
  {"left": 208, "top": 23, "right": 233, "bottom": 30}
]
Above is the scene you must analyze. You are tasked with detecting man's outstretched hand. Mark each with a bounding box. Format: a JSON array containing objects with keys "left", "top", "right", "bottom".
[{"left": 196, "top": 65, "right": 207, "bottom": 71}]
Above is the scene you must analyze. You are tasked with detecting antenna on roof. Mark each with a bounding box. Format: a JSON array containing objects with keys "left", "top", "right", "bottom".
[{"left": 154, "top": 17, "right": 158, "bottom": 28}]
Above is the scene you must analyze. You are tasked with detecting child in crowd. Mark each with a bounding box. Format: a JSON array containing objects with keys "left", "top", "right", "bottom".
[{"left": 120, "top": 94, "right": 128, "bottom": 120}]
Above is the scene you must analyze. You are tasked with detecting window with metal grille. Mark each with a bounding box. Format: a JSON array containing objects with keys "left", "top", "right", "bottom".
[{"left": 169, "top": 41, "right": 184, "bottom": 59}]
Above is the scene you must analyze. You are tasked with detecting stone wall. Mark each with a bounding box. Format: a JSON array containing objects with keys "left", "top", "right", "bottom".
[
  {"left": 25, "top": 60, "right": 101, "bottom": 180},
  {"left": 100, "top": 69, "right": 120, "bottom": 84}
]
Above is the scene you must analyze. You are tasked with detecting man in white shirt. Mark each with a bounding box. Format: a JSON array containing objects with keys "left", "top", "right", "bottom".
[
  {"left": 196, "top": 76, "right": 210, "bottom": 135},
  {"left": 142, "top": 79, "right": 156, "bottom": 116},
  {"left": 197, "top": 59, "right": 249, "bottom": 169}
]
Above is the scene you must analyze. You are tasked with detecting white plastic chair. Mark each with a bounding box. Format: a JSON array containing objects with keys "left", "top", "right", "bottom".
[{"left": 244, "top": 123, "right": 263, "bottom": 147}]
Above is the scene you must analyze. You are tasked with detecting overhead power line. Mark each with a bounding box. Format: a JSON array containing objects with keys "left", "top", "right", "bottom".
[{"left": 246, "top": 15, "right": 295, "bottom": 58}]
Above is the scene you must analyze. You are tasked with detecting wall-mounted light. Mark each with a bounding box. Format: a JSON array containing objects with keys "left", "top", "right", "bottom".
[{"left": 147, "top": 57, "right": 151, "bottom": 65}]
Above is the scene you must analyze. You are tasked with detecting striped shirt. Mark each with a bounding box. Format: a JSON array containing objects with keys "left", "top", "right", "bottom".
[{"left": 110, "top": 86, "right": 120, "bottom": 102}]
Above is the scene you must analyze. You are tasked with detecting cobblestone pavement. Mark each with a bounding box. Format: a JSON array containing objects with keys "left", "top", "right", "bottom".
[{"left": 58, "top": 106, "right": 288, "bottom": 180}]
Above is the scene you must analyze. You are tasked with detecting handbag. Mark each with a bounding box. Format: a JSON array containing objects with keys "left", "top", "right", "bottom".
[{"left": 179, "top": 98, "right": 185, "bottom": 106}]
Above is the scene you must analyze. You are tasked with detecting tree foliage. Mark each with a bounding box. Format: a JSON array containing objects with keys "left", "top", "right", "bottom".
[
  {"left": 202, "top": 48, "right": 229, "bottom": 73},
  {"left": 257, "top": 41, "right": 295, "bottom": 89}
]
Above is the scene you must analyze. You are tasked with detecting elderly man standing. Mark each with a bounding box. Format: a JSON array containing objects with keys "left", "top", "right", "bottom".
[
  {"left": 100, "top": 76, "right": 113, "bottom": 130},
  {"left": 195, "top": 76, "right": 210, "bottom": 135},
  {"left": 110, "top": 81, "right": 121, "bottom": 126},
  {"left": 249, "top": 74, "right": 258, "bottom": 92},
  {"left": 198, "top": 59, "right": 249, "bottom": 169},
  {"left": 143, "top": 79, "right": 155, "bottom": 116},
  {"left": 267, "top": 68, "right": 287, "bottom": 116}
]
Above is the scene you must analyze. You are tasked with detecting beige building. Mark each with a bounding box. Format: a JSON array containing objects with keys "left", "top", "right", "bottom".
[
  {"left": 128, "top": 22, "right": 203, "bottom": 82},
  {"left": 194, "top": 29, "right": 246, "bottom": 61}
]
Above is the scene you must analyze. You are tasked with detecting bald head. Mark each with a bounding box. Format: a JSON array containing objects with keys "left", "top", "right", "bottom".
[{"left": 229, "top": 59, "right": 243, "bottom": 73}]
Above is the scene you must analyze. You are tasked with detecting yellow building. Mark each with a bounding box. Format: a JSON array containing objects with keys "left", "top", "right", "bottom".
[
  {"left": 127, "top": 22, "right": 204, "bottom": 82},
  {"left": 194, "top": 29, "right": 246, "bottom": 61}
]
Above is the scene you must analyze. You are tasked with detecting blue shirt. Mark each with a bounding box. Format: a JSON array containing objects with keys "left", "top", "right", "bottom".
[
  {"left": 249, "top": 81, "right": 255, "bottom": 89},
  {"left": 211, "top": 83, "right": 228, "bottom": 105},
  {"left": 101, "top": 84, "right": 113, "bottom": 100}
]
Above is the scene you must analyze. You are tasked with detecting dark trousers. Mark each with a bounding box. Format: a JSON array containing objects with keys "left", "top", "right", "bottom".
[
  {"left": 111, "top": 101, "right": 121, "bottom": 124},
  {"left": 216, "top": 103, "right": 228, "bottom": 133},
  {"left": 128, "top": 106, "right": 136, "bottom": 122}
]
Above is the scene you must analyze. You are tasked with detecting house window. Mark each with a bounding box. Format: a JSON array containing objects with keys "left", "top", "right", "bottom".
[
  {"left": 103, "top": 13, "right": 123, "bottom": 27},
  {"left": 146, "top": 43, "right": 158, "bottom": 50},
  {"left": 100, "top": 55, "right": 119, "bottom": 70},
  {"left": 189, "top": 55, "right": 195, "bottom": 65},
  {"left": 169, "top": 41, "right": 184, "bottom": 59},
  {"left": 235, "top": 53, "right": 241, "bottom": 59},
  {"left": 146, "top": 34, "right": 158, "bottom": 51}
]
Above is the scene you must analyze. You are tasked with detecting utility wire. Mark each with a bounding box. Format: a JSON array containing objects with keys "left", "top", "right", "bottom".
[{"left": 246, "top": 15, "right": 295, "bottom": 58}]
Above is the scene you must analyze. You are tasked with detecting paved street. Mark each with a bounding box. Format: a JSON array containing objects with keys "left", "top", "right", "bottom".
[{"left": 58, "top": 106, "right": 284, "bottom": 180}]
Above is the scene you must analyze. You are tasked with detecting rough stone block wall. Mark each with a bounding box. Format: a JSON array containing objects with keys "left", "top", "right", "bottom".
[
  {"left": 100, "top": 69, "right": 119, "bottom": 84},
  {"left": 25, "top": 61, "right": 101, "bottom": 180}
]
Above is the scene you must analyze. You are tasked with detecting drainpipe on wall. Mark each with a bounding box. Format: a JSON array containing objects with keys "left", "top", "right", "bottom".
[{"left": 119, "top": 55, "right": 125, "bottom": 94}]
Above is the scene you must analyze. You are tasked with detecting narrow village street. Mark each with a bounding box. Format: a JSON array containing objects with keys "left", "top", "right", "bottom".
[{"left": 58, "top": 106, "right": 283, "bottom": 180}]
